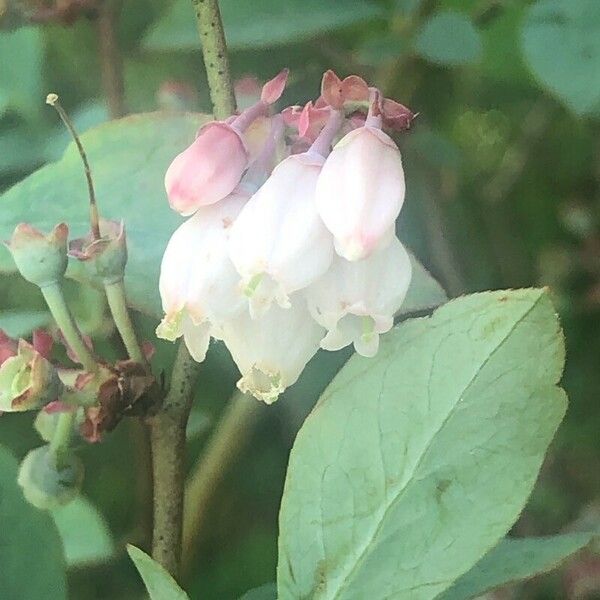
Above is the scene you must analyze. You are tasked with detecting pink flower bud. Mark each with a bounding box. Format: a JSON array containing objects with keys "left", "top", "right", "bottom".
[
  {"left": 228, "top": 153, "right": 333, "bottom": 319},
  {"left": 315, "top": 125, "right": 406, "bottom": 261},
  {"left": 218, "top": 295, "right": 324, "bottom": 404},
  {"left": 305, "top": 237, "right": 412, "bottom": 357},
  {"left": 157, "top": 191, "right": 249, "bottom": 362},
  {"left": 165, "top": 122, "right": 249, "bottom": 216}
]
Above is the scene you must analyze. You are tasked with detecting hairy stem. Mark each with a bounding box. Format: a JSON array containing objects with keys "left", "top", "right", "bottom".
[
  {"left": 104, "top": 280, "right": 146, "bottom": 365},
  {"left": 40, "top": 282, "right": 97, "bottom": 372},
  {"left": 150, "top": 342, "right": 199, "bottom": 579},
  {"left": 181, "top": 390, "right": 263, "bottom": 572},
  {"left": 190, "top": 0, "right": 236, "bottom": 120}
]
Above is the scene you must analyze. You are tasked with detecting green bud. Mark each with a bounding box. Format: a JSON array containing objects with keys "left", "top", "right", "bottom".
[
  {"left": 6, "top": 223, "right": 69, "bottom": 287},
  {"left": 0, "top": 340, "right": 63, "bottom": 412},
  {"left": 69, "top": 219, "right": 127, "bottom": 283},
  {"left": 17, "top": 445, "right": 83, "bottom": 510}
]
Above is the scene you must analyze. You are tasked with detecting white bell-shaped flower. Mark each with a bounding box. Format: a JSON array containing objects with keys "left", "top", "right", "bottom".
[
  {"left": 228, "top": 152, "right": 334, "bottom": 318},
  {"left": 305, "top": 236, "right": 412, "bottom": 357},
  {"left": 315, "top": 115, "right": 405, "bottom": 261},
  {"left": 218, "top": 295, "right": 325, "bottom": 404},
  {"left": 156, "top": 191, "right": 249, "bottom": 362}
]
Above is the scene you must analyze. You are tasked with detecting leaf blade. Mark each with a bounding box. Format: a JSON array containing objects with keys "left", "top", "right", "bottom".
[{"left": 277, "top": 289, "right": 566, "bottom": 599}]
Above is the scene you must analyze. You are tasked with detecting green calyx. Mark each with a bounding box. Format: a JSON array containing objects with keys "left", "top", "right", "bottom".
[
  {"left": 6, "top": 223, "right": 69, "bottom": 287},
  {"left": 0, "top": 341, "right": 63, "bottom": 412}
]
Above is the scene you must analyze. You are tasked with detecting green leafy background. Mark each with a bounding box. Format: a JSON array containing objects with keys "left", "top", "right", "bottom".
[{"left": 1, "top": 0, "right": 600, "bottom": 598}]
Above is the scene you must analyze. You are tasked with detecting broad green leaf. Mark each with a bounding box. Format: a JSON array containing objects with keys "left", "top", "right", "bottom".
[
  {"left": 143, "top": 0, "right": 384, "bottom": 52},
  {"left": 277, "top": 289, "right": 567, "bottom": 600},
  {"left": 0, "top": 445, "right": 67, "bottom": 600},
  {"left": 414, "top": 11, "right": 482, "bottom": 66},
  {"left": 521, "top": 0, "right": 600, "bottom": 116},
  {"left": 439, "top": 532, "right": 596, "bottom": 600},
  {"left": 0, "top": 27, "right": 43, "bottom": 119},
  {"left": 239, "top": 582, "right": 277, "bottom": 600},
  {"left": 0, "top": 309, "right": 50, "bottom": 337},
  {"left": 52, "top": 496, "right": 115, "bottom": 567},
  {"left": 127, "top": 545, "right": 189, "bottom": 600},
  {"left": 0, "top": 113, "right": 205, "bottom": 317},
  {"left": 0, "top": 113, "right": 443, "bottom": 323}
]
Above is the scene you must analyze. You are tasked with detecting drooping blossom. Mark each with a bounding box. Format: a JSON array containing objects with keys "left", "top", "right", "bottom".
[
  {"left": 306, "top": 237, "right": 412, "bottom": 357},
  {"left": 218, "top": 295, "right": 325, "bottom": 404}
]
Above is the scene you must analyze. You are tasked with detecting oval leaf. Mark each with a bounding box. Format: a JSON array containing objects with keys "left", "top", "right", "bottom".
[
  {"left": 521, "top": 0, "right": 600, "bottom": 117},
  {"left": 277, "top": 289, "right": 567, "bottom": 599}
]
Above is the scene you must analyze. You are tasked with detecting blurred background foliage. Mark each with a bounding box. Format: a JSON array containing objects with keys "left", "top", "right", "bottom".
[{"left": 1, "top": 0, "right": 600, "bottom": 598}]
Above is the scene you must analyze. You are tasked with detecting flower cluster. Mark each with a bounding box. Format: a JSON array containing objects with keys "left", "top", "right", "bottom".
[{"left": 158, "top": 70, "right": 415, "bottom": 403}]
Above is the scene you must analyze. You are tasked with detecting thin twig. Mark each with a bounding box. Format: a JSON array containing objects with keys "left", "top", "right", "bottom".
[
  {"left": 150, "top": 343, "right": 199, "bottom": 579},
  {"left": 190, "top": 0, "right": 236, "bottom": 120}
]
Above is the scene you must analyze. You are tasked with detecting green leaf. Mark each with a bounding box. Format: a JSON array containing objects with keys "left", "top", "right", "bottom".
[
  {"left": 143, "top": 0, "right": 385, "bottom": 52},
  {"left": 440, "top": 532, "right": 596, "bottom": 600},
  {"left": 521, "top": 0, "right": 600, "bottom": 117},
  {"left": 414, "top": 11, "right": 482, "bottom": 66},
  {"left": 277, "top": 289, "right": 567, "bottom": 600},
  {"left": 127, "top": 545, "right": 189, "bottom": 600},
  {"left": 0, "top": 445, "right": 67, "bottom": 600},
  {"left": 0, "top": 113, "right": 206, "bottom": 317},
  {"left": 0, "top": 309, "right": 50, "bottom": 337},
  {"left": 0, "top": 114, "right": 444, "bottom": 324},
  {"left": 0, "top": 27, "right": 43, "bottom": 119},
  {"left": 51, "top": 496, "right": 115, "bottom": 567},
  {"left": 239, "top": 582, "right": 277, "bottom": 600}
]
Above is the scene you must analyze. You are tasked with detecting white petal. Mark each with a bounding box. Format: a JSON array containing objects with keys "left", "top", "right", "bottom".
[
  {"left": 306, "top": 237, "right": 412, "bottom": 356},
  {"left": 229, "top": 153, "right": 333, "bottom": 317},
  {"left": 220, "top": 295, "right": 324, "bottom": 403},
  {"left": 316, "top": 126, "right": 405, "bottom": 261},
  {"left": 183, "top": 318, "right": 211, "bottom": 363}
]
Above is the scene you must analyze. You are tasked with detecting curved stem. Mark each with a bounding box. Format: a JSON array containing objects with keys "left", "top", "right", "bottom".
[
  {"left": 190, "top": 0, "right": 236, "bottom": 120},
  {"left": 150, "top": 342, "right": 199, "bottom": 579},
  {"left": 40, "top": 282, "right": 97, "bottom": 373},
  {"left": 181, "top": 390, "right": 263, "bottom": 573},
  {"left": 104, "top": 280, "right": 146, "bottom": 365}
]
